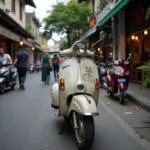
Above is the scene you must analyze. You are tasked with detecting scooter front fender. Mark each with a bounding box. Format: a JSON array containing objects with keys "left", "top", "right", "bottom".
[
  {"left": 118, "top": 82, "right": 126, "bottom": 90},
  {"left": 68, "top": 95, "right": 99, "bottom": 117},
  {"left": 0, "top": 77, "right": 5, "bottom": 83}
]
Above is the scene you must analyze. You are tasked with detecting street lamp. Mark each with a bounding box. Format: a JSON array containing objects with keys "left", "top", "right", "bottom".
[
  {"left": 20, "top": 41, "right": 23, "bottom": 46},
  {"left": 32, "top": 47, "right": 35, "bottom": 51}
]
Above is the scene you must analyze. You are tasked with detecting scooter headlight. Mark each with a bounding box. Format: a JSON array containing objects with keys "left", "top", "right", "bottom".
[{"left": 73, "top": 42, "right": 86, "bottom": 55}]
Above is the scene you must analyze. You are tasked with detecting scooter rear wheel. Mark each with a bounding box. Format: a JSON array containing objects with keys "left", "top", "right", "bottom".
[
  {"left": 119, "top": 90, "right": 125, "bottom": 105},
  {"left": 0, "top": 84, "right": 5, "bottom": 94},
  {"left": 75, "top": 115, "right": 95, "bottom": 150},
  {"left": 110, "top": 92, "right": 114, "bottom": 97}
]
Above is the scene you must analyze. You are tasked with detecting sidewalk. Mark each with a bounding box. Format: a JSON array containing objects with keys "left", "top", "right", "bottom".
[{"left": 127, "top": 83, "right": 150, "bottom": 113}]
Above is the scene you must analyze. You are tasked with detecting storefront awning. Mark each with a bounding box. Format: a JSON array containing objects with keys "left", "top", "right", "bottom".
[
  {"left": 35, "top": 45, "right": 44, "bottom": 52},
  {"left": 98, "top": 0, "right": 129, "bottom": 27},
  {"left": 79, "top": 25, "right": 97, "bottom": 42},
  {"left": 23, "top": 39, "right": 33, "bottom": 47}
]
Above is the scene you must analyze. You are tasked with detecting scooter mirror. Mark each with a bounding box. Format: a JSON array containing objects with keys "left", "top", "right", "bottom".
[{"left": 127, "top": 53, "right": 132, "bottom": 60}]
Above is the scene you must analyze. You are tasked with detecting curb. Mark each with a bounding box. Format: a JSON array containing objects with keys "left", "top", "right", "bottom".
[{"left": 126, "top": 92, "right": 150, "bottom": 113}]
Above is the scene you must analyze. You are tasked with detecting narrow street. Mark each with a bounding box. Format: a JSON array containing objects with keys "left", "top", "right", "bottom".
[{"left": 0, "top": 73, "right": 149, "bottom": 150}]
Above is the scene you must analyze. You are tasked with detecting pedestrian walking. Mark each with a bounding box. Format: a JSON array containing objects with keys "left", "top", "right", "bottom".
[
  {"left": 14, "top": 46, "right": 28, "bottom": 90},
  {"left": 52, "top": 54, "right": 59, "bottom": 80},
  {"left": 41, "top": 53, "right": 51, "bottom": 84},
  {"left": 59, "top": 56, "right": 65, "bottom": 65}
]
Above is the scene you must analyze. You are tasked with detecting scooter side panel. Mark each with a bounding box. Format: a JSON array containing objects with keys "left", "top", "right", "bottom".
[
  {"left": 59, "top": 59, "right": 79, "bottom": 116},
  {"left": 51, "top": 83, "right": 59, "bottom": 107},
  {"left": 80, "top": 58, "right": 99, "bottom": 104}
]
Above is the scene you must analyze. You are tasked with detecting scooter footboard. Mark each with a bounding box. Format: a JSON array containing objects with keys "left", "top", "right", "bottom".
[{"left": 68, "top": 95, "right": 99, "bottom": 116}]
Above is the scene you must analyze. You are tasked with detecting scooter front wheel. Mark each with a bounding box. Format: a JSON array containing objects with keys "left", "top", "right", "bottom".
[{"left": 74, "top": 114, "right": 95, "bottom": 150}]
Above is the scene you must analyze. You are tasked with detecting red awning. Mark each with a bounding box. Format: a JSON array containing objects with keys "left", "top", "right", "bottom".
[{"left": 23, "top": 40, "right": 33, "bottom": 47}]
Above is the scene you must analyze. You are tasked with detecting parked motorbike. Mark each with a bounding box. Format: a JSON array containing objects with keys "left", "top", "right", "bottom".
[
  {"left": 35, "top": 65, "right": 40, "bottom": 73},
  {"left": 105, "top": 54, "right": 132, "bottom": 105},
  {"left": 29, "top": 64, "right": 35, "bottom": 73},
  {"left": 98, "top": 63, "right": 108, "bottom": 88},
  {"left": 51, "top": 41, "right": 100, "bottom": 150},
  {"left": 0, "top": 61, "right": 17, "bottom": 94}
]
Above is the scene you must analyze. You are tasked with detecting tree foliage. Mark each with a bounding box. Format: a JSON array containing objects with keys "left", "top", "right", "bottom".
[
  {"left": 43, "top": 1, "right": 92, "bottom": 46},
  {"left": 137, "top": 63, "right": 150, "bottom": 90},
  {"left": 60, "top": 39, "right": 69, "bottom": 50}
]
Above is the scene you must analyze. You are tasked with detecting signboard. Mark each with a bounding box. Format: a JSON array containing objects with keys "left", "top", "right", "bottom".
[
  {"left": 89, "top": 16, "right": 96, "bottom": 28},
  {"left": 0, "top": 25, "right": 20, "bottom": 42}
]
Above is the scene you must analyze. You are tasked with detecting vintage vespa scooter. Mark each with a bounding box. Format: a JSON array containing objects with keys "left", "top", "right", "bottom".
[{"left": 51, "top": 41, "right": 100, "bottom": 150}]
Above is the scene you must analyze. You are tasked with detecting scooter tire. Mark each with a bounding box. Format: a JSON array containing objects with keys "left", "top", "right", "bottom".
[
  {"left": 75, "top": 116, "right": 95, "bottom": 150},
  {"left": 119, "top": 91, "right": 125, "bottom": 105},
  {"left": 110, "top": 93, "right": 114, "bottom": 97},
  {"left": 0, "top": 84, "right": 5, "bottom": 94}
]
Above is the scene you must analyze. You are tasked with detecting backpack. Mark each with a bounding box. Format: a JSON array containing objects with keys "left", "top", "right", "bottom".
[{"left": 52, "top": 58, "right": 59, "bottom": 66}]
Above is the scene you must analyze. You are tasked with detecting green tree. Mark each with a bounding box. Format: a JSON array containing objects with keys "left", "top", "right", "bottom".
[
  {"left": 137, "top": 63, "right": 150, "bottom": 90},
  {"left": 43, "top": 1, "right": 92, "bottom": 47},
  {"left": 60, "top": 40, "right": 69, "bottom": 49}
]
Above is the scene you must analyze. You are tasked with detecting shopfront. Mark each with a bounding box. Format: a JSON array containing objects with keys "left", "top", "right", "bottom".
[
  {"left": 0, "top": 25, "right": 21, "bottom": 61},
  {"left": 126, "top": 0, "right": 150, "bottom": 83}
]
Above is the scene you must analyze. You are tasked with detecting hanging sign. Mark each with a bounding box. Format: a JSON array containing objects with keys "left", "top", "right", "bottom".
[{"left": 89, "top": 16, "right": 96, "bottom": 28}]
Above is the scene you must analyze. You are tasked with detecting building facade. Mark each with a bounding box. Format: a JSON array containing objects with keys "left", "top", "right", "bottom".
[
  {"left": 79, "top": 0, "right": 150, "bottom": 83},
  {"left": 0, "top": 0, "right": 36, "bottom": 61},
  {"left": 26, "top": 12, "right": 46, "bottom": 63},
  {"left": 126, "top": 0, "right": 150, "bottom": 83}
]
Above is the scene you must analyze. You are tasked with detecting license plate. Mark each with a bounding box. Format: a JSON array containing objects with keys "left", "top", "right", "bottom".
[{"left": 117, "top": 79, "right": 126, "bottom": 83}]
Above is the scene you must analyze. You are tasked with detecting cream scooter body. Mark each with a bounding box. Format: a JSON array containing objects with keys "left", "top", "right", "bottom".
[{"left": 51, "top": 41, "right": 100, "bottom": 150}]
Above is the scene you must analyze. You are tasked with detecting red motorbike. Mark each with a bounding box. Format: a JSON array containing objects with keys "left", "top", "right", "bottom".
[{"left": 105, "top": 54, "right": 131, "bottom": 105}]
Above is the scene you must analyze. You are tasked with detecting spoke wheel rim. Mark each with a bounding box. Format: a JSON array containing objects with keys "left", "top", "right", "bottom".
[{"left": 76, "top": 116, "right": 85, "bottom": 144}]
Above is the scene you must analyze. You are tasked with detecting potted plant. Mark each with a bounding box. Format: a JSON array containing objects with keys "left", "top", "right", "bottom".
[{"left": 137, "top": 63, "right": 150, "bottom": 89}]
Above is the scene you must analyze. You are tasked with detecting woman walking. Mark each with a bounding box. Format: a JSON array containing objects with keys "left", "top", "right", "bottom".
[{"left": 41, "top": 53, "right": 51, "bottom": 84}]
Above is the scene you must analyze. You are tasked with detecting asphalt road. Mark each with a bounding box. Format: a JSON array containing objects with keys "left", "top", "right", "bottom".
[{"left": 0, "top": 73, "right": 149, "bottom": 150}]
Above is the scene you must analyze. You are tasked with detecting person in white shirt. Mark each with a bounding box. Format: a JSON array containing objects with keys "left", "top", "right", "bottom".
[{"left": 0, "top": 47, "right": 12, "bottom": 63}]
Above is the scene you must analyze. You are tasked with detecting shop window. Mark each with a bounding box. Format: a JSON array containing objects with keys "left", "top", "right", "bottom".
[
  {"left": 20, "top": 2, "right": 23, "bottom": 20},
  {"left": 11, "top": 0, "right": 15, "bottom": 13},
  {"left": 127, "top": 32, "right": 143, "bottom": 82},
  {"left": 127, "top": 32, "right": 143, "bottom": 65}
]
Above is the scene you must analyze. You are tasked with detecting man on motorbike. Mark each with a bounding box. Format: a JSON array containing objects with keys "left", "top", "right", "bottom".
[{"left": 0, "top": 46, "right": 12, "bottom": 63}]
